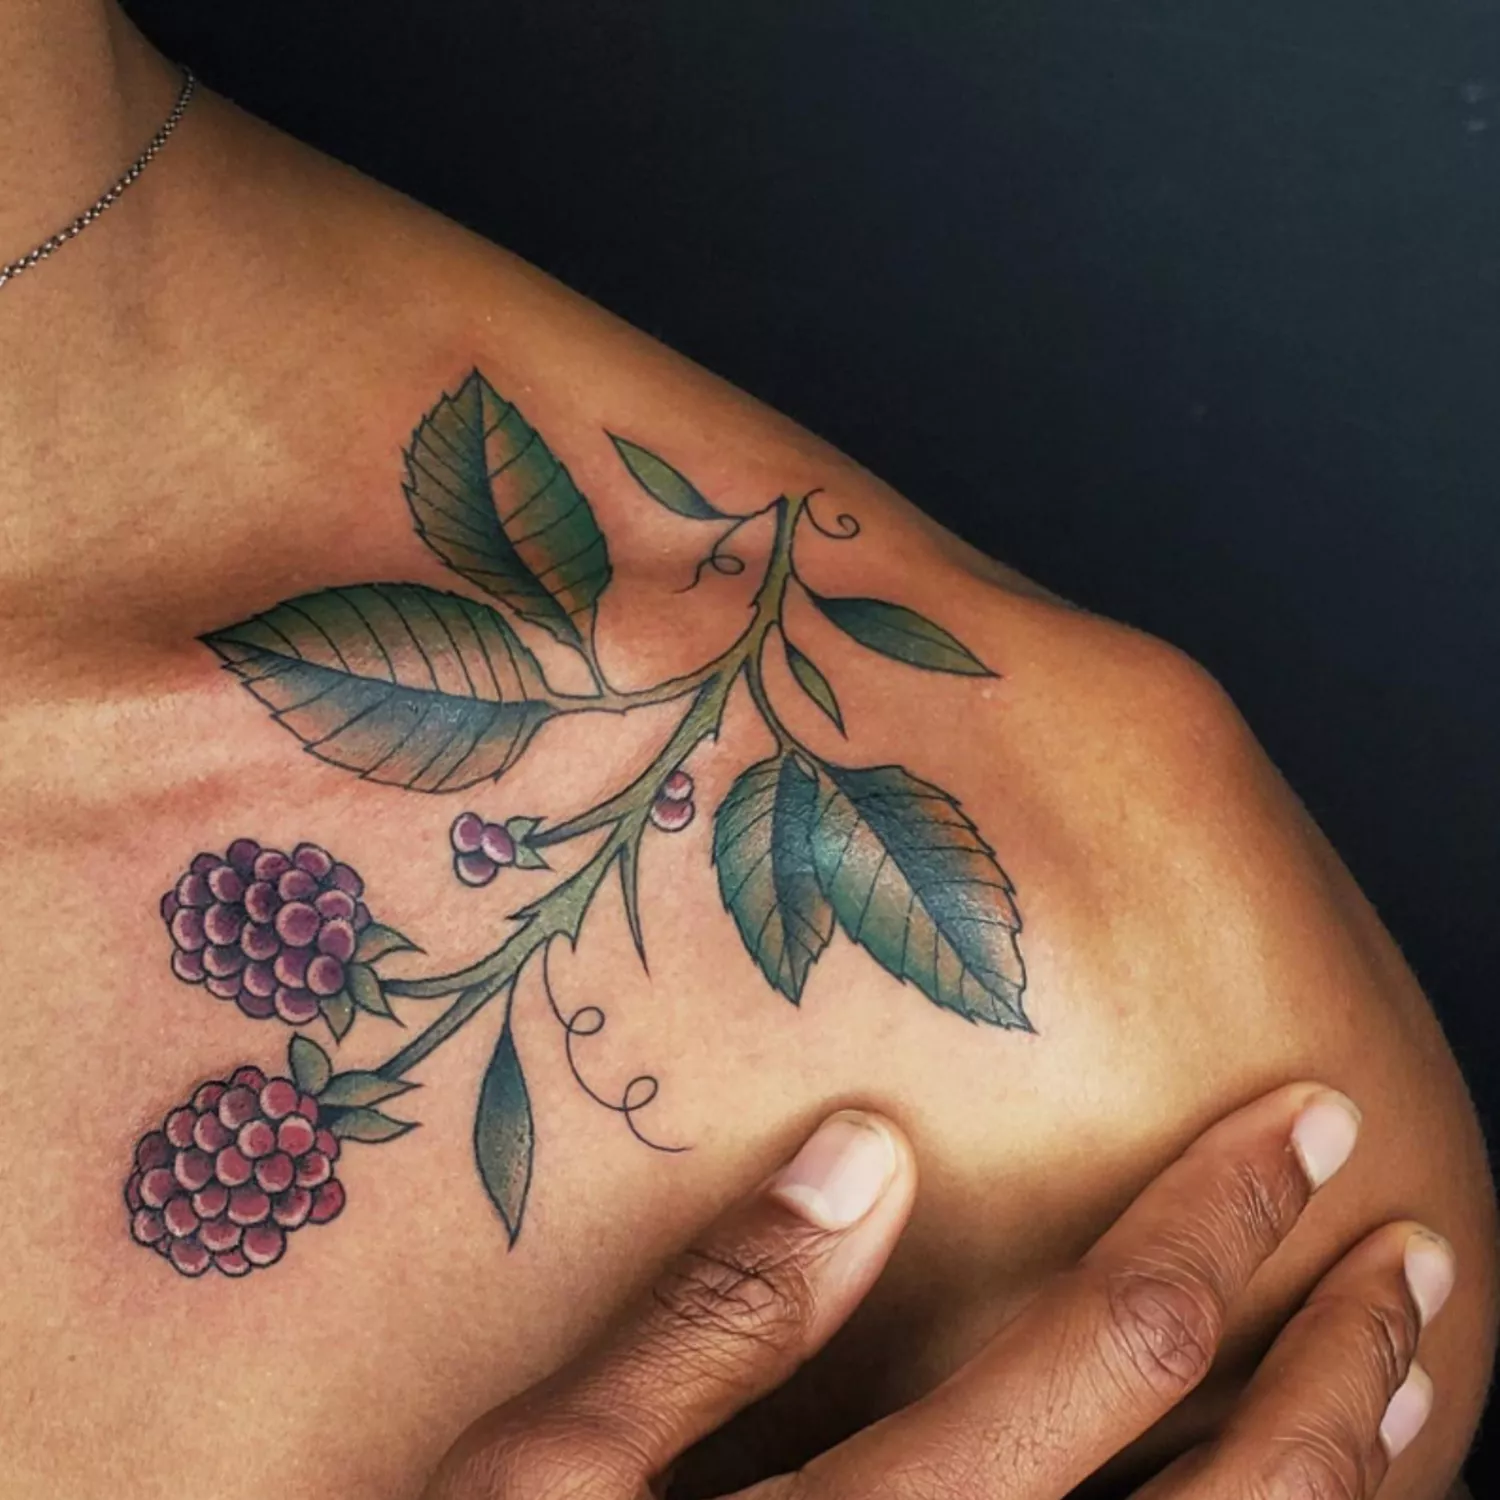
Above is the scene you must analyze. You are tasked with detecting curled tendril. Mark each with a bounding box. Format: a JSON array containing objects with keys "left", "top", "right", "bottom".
[
  {"left": 802, "top": 490, "right": 861, "bottom": 540},
  {"left": 541, "top": 942, "right": 687, "bottom": 1153},
  {"left": 677, "top": 517, "right": 756, "bottom": 594}
]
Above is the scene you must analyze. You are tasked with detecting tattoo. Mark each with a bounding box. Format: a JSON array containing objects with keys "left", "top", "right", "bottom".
[{"left": 125, "top": 371, "right": 1030, "bottom": 1280}]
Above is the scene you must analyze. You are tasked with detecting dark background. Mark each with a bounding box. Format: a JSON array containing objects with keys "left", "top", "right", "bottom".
[{"left": 123, "top": 0, "right": 1500, "bottom": 1482}]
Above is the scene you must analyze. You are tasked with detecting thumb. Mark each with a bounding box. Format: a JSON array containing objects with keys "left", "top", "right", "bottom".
[{"left": 426, "top": 1110, "right": 916, "bottom": 1499}]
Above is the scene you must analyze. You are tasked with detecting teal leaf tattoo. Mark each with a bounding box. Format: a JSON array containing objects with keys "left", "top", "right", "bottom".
[
  {"left": 318, "top": 1071, "right": 418, "bottom": 1109},
  {"left": 608, "top": 434, "right": 724, "bottom": 520},
  {"left": 714, "top": 756, "right": 835, "bottom": 1003},
  {"left": 784, "top": 641, "right": 845, "bottom": 733},
  {"left": 321, "top": 989, "right": 355, "bottom": 1041},
  {"left": 810, "top": 764, "right": 1028, "bottom": 1028},
  {"left": 474, "top": 1017, "right": 534, "bottom": 1244},
  {"left": 810, "top": 593, "right": 994, "bottom": 677},
  {"left": 288, "top": 1034, "right": 332, "bottom": 1096},
  {"left": 328, "top": 1105, "right": 417, "bottom": 1143},
  {"left": 202, "top": 583, "right": 556, "bottom": 793},
  {"left": 354, "top": 922, "right": 420, "bottom": 964},
  {"left": 404, "top": 370, "right": 611, "bottom": 651},
  {"left": 346, "top": 962, "right": 395, "bottom": 1017}
]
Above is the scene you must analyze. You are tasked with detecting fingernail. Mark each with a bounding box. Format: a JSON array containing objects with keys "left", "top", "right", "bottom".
[
  {"left": 1405, "top": 1231, "right": 1456, "bottom": 1328},
  {"left": 1380, "top": 1362, "right": 1433, "bottom": 1459},
  {"left": 1290, "top": 1091, "right": 1362, "bottom": 1188},
  {"left": 769, "top": 1112, "right": 898, "bottom": 1230}
]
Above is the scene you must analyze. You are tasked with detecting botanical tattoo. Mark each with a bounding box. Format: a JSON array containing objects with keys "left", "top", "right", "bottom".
[{"left": 125, "top": 371, "right": 1029, "bottom": 1280}]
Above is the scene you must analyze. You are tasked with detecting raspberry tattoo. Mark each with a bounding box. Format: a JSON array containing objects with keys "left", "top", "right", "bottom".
[
  {"left": 161, "top": 840, "right": 413, "bottom": 1042},
  {"left": 126, "top": 1063, "right": 344, "bottom": 1278}
]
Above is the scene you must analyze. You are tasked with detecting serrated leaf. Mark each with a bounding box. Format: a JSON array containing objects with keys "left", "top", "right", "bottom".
[
  {"left": 785, "top": 641, "right": 845, "bottom": 733},
  {"left": 474, "top": 1017, "right": 533, "bottom": 1244},
  {"left": 322, "top": 989, "right": 355, "bottom": 1042},
  {"left": 811, "top": 593, "right": 994, "bottom": 676},
  {"left": 346, "top": 962, "right": 395, "bottom": 1017},
  {"left": 354, "top": 922, "right": 420, "bottom": 964},
  {"left": 608, "top": 434, "right": 724, "bottom": 520},
  {"left": 318, "top": 1070, "right": 418, "bottom": 1109},
  {"left": 810, "top": 763, "right": 1028, "bottom": 1028},
  {"left": 714, "top": 756, "right": 834, "bottom": 1002},
  {"left": 203, "top": 583, "right": 556, "bottom": 793},
  {"left": 288, "top": 1034, "right": 332, "bottom": 1096},
  {"left": 404, "top": 370, "right": 611, "bottom": 651},
  {"left": 328, "top": 1105, "right": 416, "bottom": 1142}
]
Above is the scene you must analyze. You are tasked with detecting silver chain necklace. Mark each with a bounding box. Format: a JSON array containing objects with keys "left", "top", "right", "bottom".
[{"left": 0, "top": 68, "right": 197, "bottom": 292}]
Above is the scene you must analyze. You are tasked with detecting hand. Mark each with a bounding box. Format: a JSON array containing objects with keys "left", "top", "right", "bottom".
[{"left": 423, "top": 1085, "right": 1455, "bottom": 1499}]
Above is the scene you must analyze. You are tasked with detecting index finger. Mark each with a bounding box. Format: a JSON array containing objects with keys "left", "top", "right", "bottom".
[{"left": 795, "top": 1082, "right": 1362, "bottom": 1499}]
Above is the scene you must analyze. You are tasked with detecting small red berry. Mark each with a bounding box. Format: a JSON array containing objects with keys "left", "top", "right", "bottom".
[
  {"left": 191, "top": 1082, "right": 226, "bottom": 1113},
  {"left": 162, "top": 1195, "right": 199, "bottom": 1239},
  {"left": 214, "top": 1145, "right": 253, "bottom": 1188},
  {"left": 214, "top": 1249, "right": 251, "bottom": 1277},
  {"left": 295, "top": 1151, "right": 332, "bottom": 1189},
  {"left": 314, "top": 888, "right": 356, "bottom": 923},
  {"left": 125, "top": 1173, "right": 143, "bottom": 1211},
  {"left": 293, "top": 843, "right": 334, "bottom": 880},
  {"left": 238, "top": 990, "right": 277, "bottom": 1020},
  {"left": 450, "top": 811, "right": 485, "bottom": 855},
  {"left": 199, "top": 1216, "right": 242, "bottom": 1254},
  {"left": 296, "top": 1094, "right": 319, "bottom": 1125},
  {"left": 255, "top": 1152, "right": 295, "bottom": 1195},
  {"left": 276, "top": 1115, "right": 316, "bottom": 1158},
  {"left": 169, "top": 1237, "right": 211, "bottom": 1277},
  {"left": 314, "top": 1129, "right": 339, "bottom": 1161},
  {"left": 650, "top": 796, "right": 696, "bottom": 833},
  {"left": 227, "top": 1185, "right": 270, "bottom": 1226},
  {"left": 252, "top": 850, "right": 291, "bottom": 882},
  {"left": 164, "top": 1108, "right": 197, "bottom": 1150},
  {"left": 135, "top": 1132, "right": 172, "bottom": 1172},
  {"left": 231, "top": 1066, "right": 267, "bottom": 1092},
  {"left": 193, "top": 1113, "right": 232, "bottom": 1154},
  {"left": 454, "top": 851, "right": 498, "bottom": 887},
  {"left": 309, "top": 1179, "right": 346, "bottom": 1224},
  {"left": 192, "top": 1182, "right": 229, "bottom": 1220},
  {"left": 237, "top": 1119, "right": 275, "bottom": 1160},
  {"left": 170, "top": 908, "right": 207, "bottom": 952},
  {"left": 272, "top": 1187, "right": 313, "bottom": 1229},
  {"left": 173, "top": 1148, "right": 215, "bottom": 1193},
  {"left": 218, "top": 1086, "right": 259, "bottom": 1131},
  {"left": 316, "top": 918, "right": 356, "bottom": 963},
  {"left": 480, "top": 823, "right": 516, "bottom": 866},
  {"left": 660, "top": 768, "right": 694, "bottom": 802},
  {"left": 242, "top": 1223, "right": 286, "bottom": 1267},
  {"left": 274, "top": 986, "right": 320, "bottom": 1025},
  {"left": 131, "top": 1209, "right": 166, "bottom": 1245},
  {"left": 259, "top": 1079, "right": 299, "bottom": 1120},
  {"left": 171, "top": 950, "right": 207, "bottom": 984},
  {"left": 139, "top": 1167, "right": 176, "bottom": 1209}
]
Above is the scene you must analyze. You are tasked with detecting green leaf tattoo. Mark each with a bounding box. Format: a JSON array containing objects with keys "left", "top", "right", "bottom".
[
  {"left": 809, "top": 764, "right": 1028, "bottom": 1029},
  {"left": 136, "top": 370, "right": 1028, "bottom": 1284},
  {"left": 609, "top": 434, "right": 724, "bottom": 520},
  {"left": 473, "top": 1018, "right": 534, "bottom": 1244},
  {"left": 784, "top": 641, "right": 845, "bottom": 732},
  {"left": 202, "top": 583, "right": 556, "bottom": 793},
  {"left": 810, "top": 593, "right": 995, "bottom": 676},
  {"left": 714, "top": 756, "right": 835, "bottom": 1003},
  {"left": 404, "top": 369, "right": 611, "bottom": 652}
]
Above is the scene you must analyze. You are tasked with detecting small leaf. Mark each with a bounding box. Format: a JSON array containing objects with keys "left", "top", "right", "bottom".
[
  {"left": 318, "top": 1070, "right": 418, "bottom": 1109},
  {"left": 202, "top": 583, "right": 556, "bottom": 793},
  {"left": 513, "top": 843, "right": 549, "bottom": 870},
  {"left": 713, "top": 755, "right": 834, "bottom": 1003},
  {"left": 404, "top": 370, "right": 612, "bottom": 651},
  {"left": 810, "top": 763, "right": 1028, "bottom": 1028},
  {"left": 609, "top": 434, "right": 724, "bottom": 520},
  {"left": 329, "top": 1105, "right": 416, "bottom": 1142},
  {"left": 322, "top": 989, "right": 355, "bottom": 1042},
  {"left": 617, "top": 840, "right": 647, "bottom": 967},
  {"left": 288, "top": 1034, "right": 332, "bottom": 1096},
  {"left": 354, "top": 922, "right": 420, "bottom": 964},
  {"left": 346, "top": 962, "right": 395, "bottom": 1017},
  {"left": 810, "top": 593, "right": 994, "bottom": 676},
  {"left": 784, "top": 641, "right": 845, "bottom": 733},
  {"left": 474, "top": 1017, "right": 534, "bottom": 1244},
  {"left": 504, "top": 816, "right": 541, "bottom": 841}
]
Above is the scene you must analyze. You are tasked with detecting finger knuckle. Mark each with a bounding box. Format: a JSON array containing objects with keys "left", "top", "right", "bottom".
[
  {"left": 1255, "top": 1430, "right": 1372, "bottom": 1500},
  {"left": 1101, "top": 1264, "right": 1223, "bottom": 1399},
  {"left": 446, "top": 1425, "right": 623, "bottom": 1500},
  {"left": 652, "top": 1239, "right": 819, "bottom": 1361}
]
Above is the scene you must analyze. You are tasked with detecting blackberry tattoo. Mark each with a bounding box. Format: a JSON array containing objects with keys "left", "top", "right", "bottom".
[{"left": 130, "top": 370, "right": 1029, "bottom": 1278}]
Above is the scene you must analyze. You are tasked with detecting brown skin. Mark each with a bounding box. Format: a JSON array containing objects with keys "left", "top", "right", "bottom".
[{"left": 0, "top": 8, "right": 1494, "bottom": 1499}]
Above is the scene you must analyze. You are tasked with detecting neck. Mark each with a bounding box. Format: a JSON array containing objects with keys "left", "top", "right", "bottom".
[{"left": 0, "top": 1, "right": 180, "bottom": 267}]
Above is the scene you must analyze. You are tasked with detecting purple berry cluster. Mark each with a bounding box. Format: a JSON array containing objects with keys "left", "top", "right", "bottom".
[
  {"left": 650, "top": 769, "right": 696, "bottom": 832},
  {"left": 126, "top": 1066, "right": 345, "bottom": 1278},
  {"left": 449, "top": 812, "right": 518, "bottom": 887},
  {"left": 162, "top": 840, "right": 370, "bottom": 1025}
]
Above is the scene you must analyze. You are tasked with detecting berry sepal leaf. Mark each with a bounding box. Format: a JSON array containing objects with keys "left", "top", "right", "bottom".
[
  {"left": 504, "top": 816, "right": 541, "bottom": 842},
  {"left": 513, "top": 843, "right": 549, "bottom": 871},
  {"left": 355, "top": 923, "right": 421, "bottom": 965},
  {"left": 326, "top": 1105, "right": 417, "bottom": 1143},
  {"left": 321, "top": 989, "right": 356, "bottom": 1042},
  {"left": 346, "top": 962, "right": 397, "bottom": 1019},
  {"left": 319, "top": 1071, "right": 418, "bottom": 1109},
  {"left": 288, "top": 1035, "right": 333, "bottom": 1096}
]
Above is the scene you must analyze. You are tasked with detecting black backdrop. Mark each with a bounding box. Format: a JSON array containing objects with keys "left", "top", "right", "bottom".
[{"left": 122, "top": 0, "right": 1500, "bottom": 1482}]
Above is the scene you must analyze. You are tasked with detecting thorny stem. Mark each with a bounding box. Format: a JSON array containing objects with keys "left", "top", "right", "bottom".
[{"left": 375, "top": 494, "right": 809, "bottom": 1080}]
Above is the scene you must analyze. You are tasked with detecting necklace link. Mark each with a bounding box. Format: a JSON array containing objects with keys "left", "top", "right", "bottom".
[{"left": 0, "top": 68, "right": 197, "bottom": 292}]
